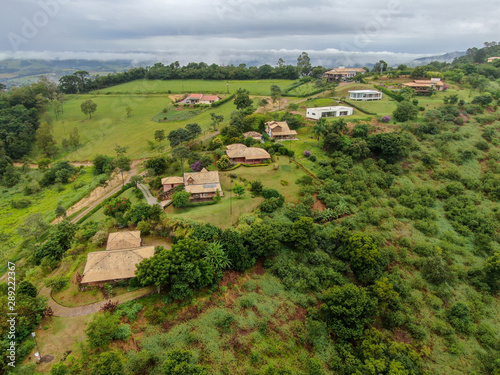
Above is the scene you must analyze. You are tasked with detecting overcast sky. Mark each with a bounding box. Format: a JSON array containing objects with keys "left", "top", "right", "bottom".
[{"left": 1, "top": 0, "right": 499, "bottom": 66}]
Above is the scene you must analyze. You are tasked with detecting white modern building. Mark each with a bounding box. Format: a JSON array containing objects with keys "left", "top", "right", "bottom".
[
  {"left": 348, "top": 90, "right": 383, "bottom": 101},
  {"left": 306, "top": 106, "right": 354, "bottom": 120}
]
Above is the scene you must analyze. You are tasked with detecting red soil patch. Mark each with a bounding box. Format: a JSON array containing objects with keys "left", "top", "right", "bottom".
[
  {"left": 312, "top": 194, "right": 327, "bottom": 212},
  {"left": 392, "top": 328, "right": 412, "bottom": 345}
]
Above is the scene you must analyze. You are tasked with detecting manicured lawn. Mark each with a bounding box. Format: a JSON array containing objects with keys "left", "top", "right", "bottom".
[
  {"left": 165, "top": 158, "right": 309, "bottom": 227},
  {"left": 95, "top": 79, "right": 297, "bottom": 96},
  {"left": 51, "top": 94, "right": 238, "bottom": 160}
]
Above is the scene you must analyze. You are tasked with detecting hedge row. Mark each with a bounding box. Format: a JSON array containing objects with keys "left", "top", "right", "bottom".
[
  {"left": 341, "top": 100, "right": 378, "bottom": 116},
  {"left": 374, "top": 85, "right": 404, "bottom": 102},
  {"left": 211, "top": 93, "right": 236, "bottom": 108}
]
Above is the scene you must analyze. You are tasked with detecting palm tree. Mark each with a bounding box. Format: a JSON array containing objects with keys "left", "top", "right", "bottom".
[{"left": 312, "top": 118, "right": 327, "bottom": 146}]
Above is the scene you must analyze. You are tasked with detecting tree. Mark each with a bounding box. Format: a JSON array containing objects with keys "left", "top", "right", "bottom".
[
  {"left": 168, "top": 128, "right": 191, "bottom": 147},
  {"left": 393, "top": 101, "right": 419, "bottom": 122},
  {"left": 162, "top": 349, "right": 207, "bottom": 375},
  {"left": 55, "top": 205, "right": 66, "bottom": 218},
  {"left": 35, "top": 122, "right": 58, "bottom": 157},
  {"left": 204, "top": 242, "right": 231, "bottom": 273},
  {"left": 172, "top": 146, "right": 192, "bottom": 174},
  {"left": 233, "top": 184, "right": 246, "bottom": 198},
  {"left": 85, "top": 312, "right": 121, "bottom": 349},
  {"left": 154, "top": 129, "right": 166, "bottom": 148},
  {"left": 312, "top": 118, "right": 327, "bottom": 146},
  {"left": 186, "top": 123, "right": 202, "bottom": 140},
  {"left": 125, "top": 106, "right": 133, "bottom": 117},
  {"left": 297, "top": 52, "right": 312, "bottom": 76},
  {"left": 368, "top": 132, "right": 409, "bottom": 164},
  {"left": 80, "top": 99, "right": 97, "bottom": 119},
  {"left": 216, "top": 155, "right": 230, "bottom": 170},
  {"left": 90, "top": 351, "right": 125, "bottom": 375},
  {"left": 234, "top": 88, "right": 253, "bottom": 110},
  {"left": 68, "top": 127, "right": 80, "bottom": 149},
  {"left": 130, "top": 175, "right": 144, "bottom": 188},
  {"left": 17, "top": 280, "right": 37, "bottom": 298},
  {"left": 270, "top": 85, "right": 282, "bottom": 108},
  {"left": 114, "top": 156, "right": 131, "bottom": 185},
  {"left": 114, "top": 145, "right": 128, "bottom": 156},
  {"left": 172, "top": 191, "right": 191, "bottom": 208},
  {"left": 210, "top": 113, "right": 224, "bottom": 131},
  {"left": 320, "top": 283, "right": 377, "bottom": 340},
  {"left": 93, "top": 154, "right": 114, "bottom": 175}
]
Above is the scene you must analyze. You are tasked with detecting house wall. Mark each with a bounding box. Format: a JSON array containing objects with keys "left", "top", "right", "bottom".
[{"left": 163, "top": 183, "right": 182, "bottom": 192}]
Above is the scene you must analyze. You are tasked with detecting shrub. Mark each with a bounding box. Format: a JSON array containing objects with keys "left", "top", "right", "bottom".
[
  {"left": 303, "top": 150, "right": 311, "bottom": 157},
  {"left": 381, "top": 116, "right": 391, "bottom": 123}
]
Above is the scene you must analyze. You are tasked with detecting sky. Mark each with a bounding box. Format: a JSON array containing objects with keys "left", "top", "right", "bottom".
[{"left": 1, "top": 0, "right": 499, "bottom": 67}]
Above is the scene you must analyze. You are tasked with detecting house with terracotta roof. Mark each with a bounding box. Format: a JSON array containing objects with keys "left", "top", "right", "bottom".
[
  {"left": 265, "top": 121, "right": 298, "bottom": 141},
  {"left": 324, "top": 67, "right": 366, "bottom": 82},
  {"left": 106, "top": 231, "right": 142, "bottom": 250},
  {"left": 402, "top": 78, "right": 445, "bottom": 94},
  {"left": 161, "top": 176, "right": 184, "bottom": 193},
  {"left": 162, "top": 168, "right": 224, "bottom": 201},
  {"left": 81, "top": 246, "right": 155, "bottom": 286},
  {"left": 306, "top": 106, "right": 353, "bottom": 120},
  {"left": 185, "top": 94, "right": 221, "bottom": 104},
  {"left": 243, "top": 131, "right": 263, "bottom": 142},
  {"left": 226, "top": 144, "right": 271, "bottom": 164},
  {"left": 184, "top": 168, "right": 224, "bottom": 201},
  {"left": 81, "top": 231, "right": 155, "bottom": 286}
]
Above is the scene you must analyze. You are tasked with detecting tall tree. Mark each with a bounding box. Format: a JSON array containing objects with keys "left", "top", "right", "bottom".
[
  {"left": 172, "top": 146, "right": 192, "bottom": 174},
  {"left": 35, "top": 122, "right": 58, "bottom": 157},
  {"left": 234, "top": 88, "right": 253, "bottom": 110},
  {"left": 270, "top": 85, "right": 282, "bottom": 108},
  {"left": 154, "top": 129, "right": 166, "bottom": 148},
  {"left": 210, "top": 113, "right": 224, "bottom": 131},
  {"left": 297, "top": 52, "right": 312, "bottom": 76}
]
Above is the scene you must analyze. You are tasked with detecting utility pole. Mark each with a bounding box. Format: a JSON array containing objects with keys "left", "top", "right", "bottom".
[{"left": 31, "top": 332, "right": 42, "bottom": 362}]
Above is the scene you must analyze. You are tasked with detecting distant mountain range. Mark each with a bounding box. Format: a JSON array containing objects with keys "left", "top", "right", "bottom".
[
  {"left": 0, "top": 59, "right": 133, "bottom": 87},
  {"left": 410, "top": 51, "right": 466, "bottom": 66}
]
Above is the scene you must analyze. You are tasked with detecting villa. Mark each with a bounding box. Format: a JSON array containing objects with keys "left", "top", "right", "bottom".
[
  {"left": 488, "top": 57, "right": 500, "bottom": 63},
  {"left": 81, "top": 231, "right": 155, "bottom": 286},
  {"left": 162, "top": 168, "right": 223, "bottom": 201},
  {"left": 324, "top": 67, "right": 366, "bottom": 82},
  {"left": 226, "top": 144, "right": 271, "bottom": 164},
  {"left": 306, "top": 106, "right": 353, "bottom": 120},
  {"left": 348, "top": 90, "right": 383, "bottom": 101},
  {"left": 402, "top": 78, "right": 445, "bottom": 94},
  {"left": 185, "top": 94, "right": 221, "bottom": 104},
  {"left": 265, "top": 121, "right": 298, "bottom": 140}
]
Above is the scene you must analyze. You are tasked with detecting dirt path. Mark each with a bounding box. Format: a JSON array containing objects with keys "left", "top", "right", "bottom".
[
  {"left": 40, "top": 285, "right": 156, "bottom": 317},
  {"left": 52, "top": 160, "right": 145, "bottom": 224}
]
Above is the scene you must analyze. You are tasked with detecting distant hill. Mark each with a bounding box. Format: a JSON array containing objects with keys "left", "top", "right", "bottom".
[
  {"left": 409, "top": 51, "right": 466, "bottom": 66},
  {"left": 0, "top": 59, "right": 133, "bottom": 87}
]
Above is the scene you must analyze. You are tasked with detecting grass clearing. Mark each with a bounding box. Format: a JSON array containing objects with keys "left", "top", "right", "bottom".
[
  {"left": 51, "top": 94, "right": 239, "bottom": 160},
  {"left": 95, "top": 79, "right": 297, "bottom": 96},
  {"left": 164, "top": 158, "right": 308, "bottom": 227}
]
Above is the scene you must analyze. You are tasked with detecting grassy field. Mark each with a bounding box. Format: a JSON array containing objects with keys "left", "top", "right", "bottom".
[
  {"left": 165, "top": 159, "right": 309, "bottom": 227},
  {"left": 95, "top": 79, "right": 297, "bottom": 96},
  {"left": 0, "top": 167, "right": 101, "bottom": 267},
  {"left": 51, "top": 94, "right": 238, "bottom": 160}
]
